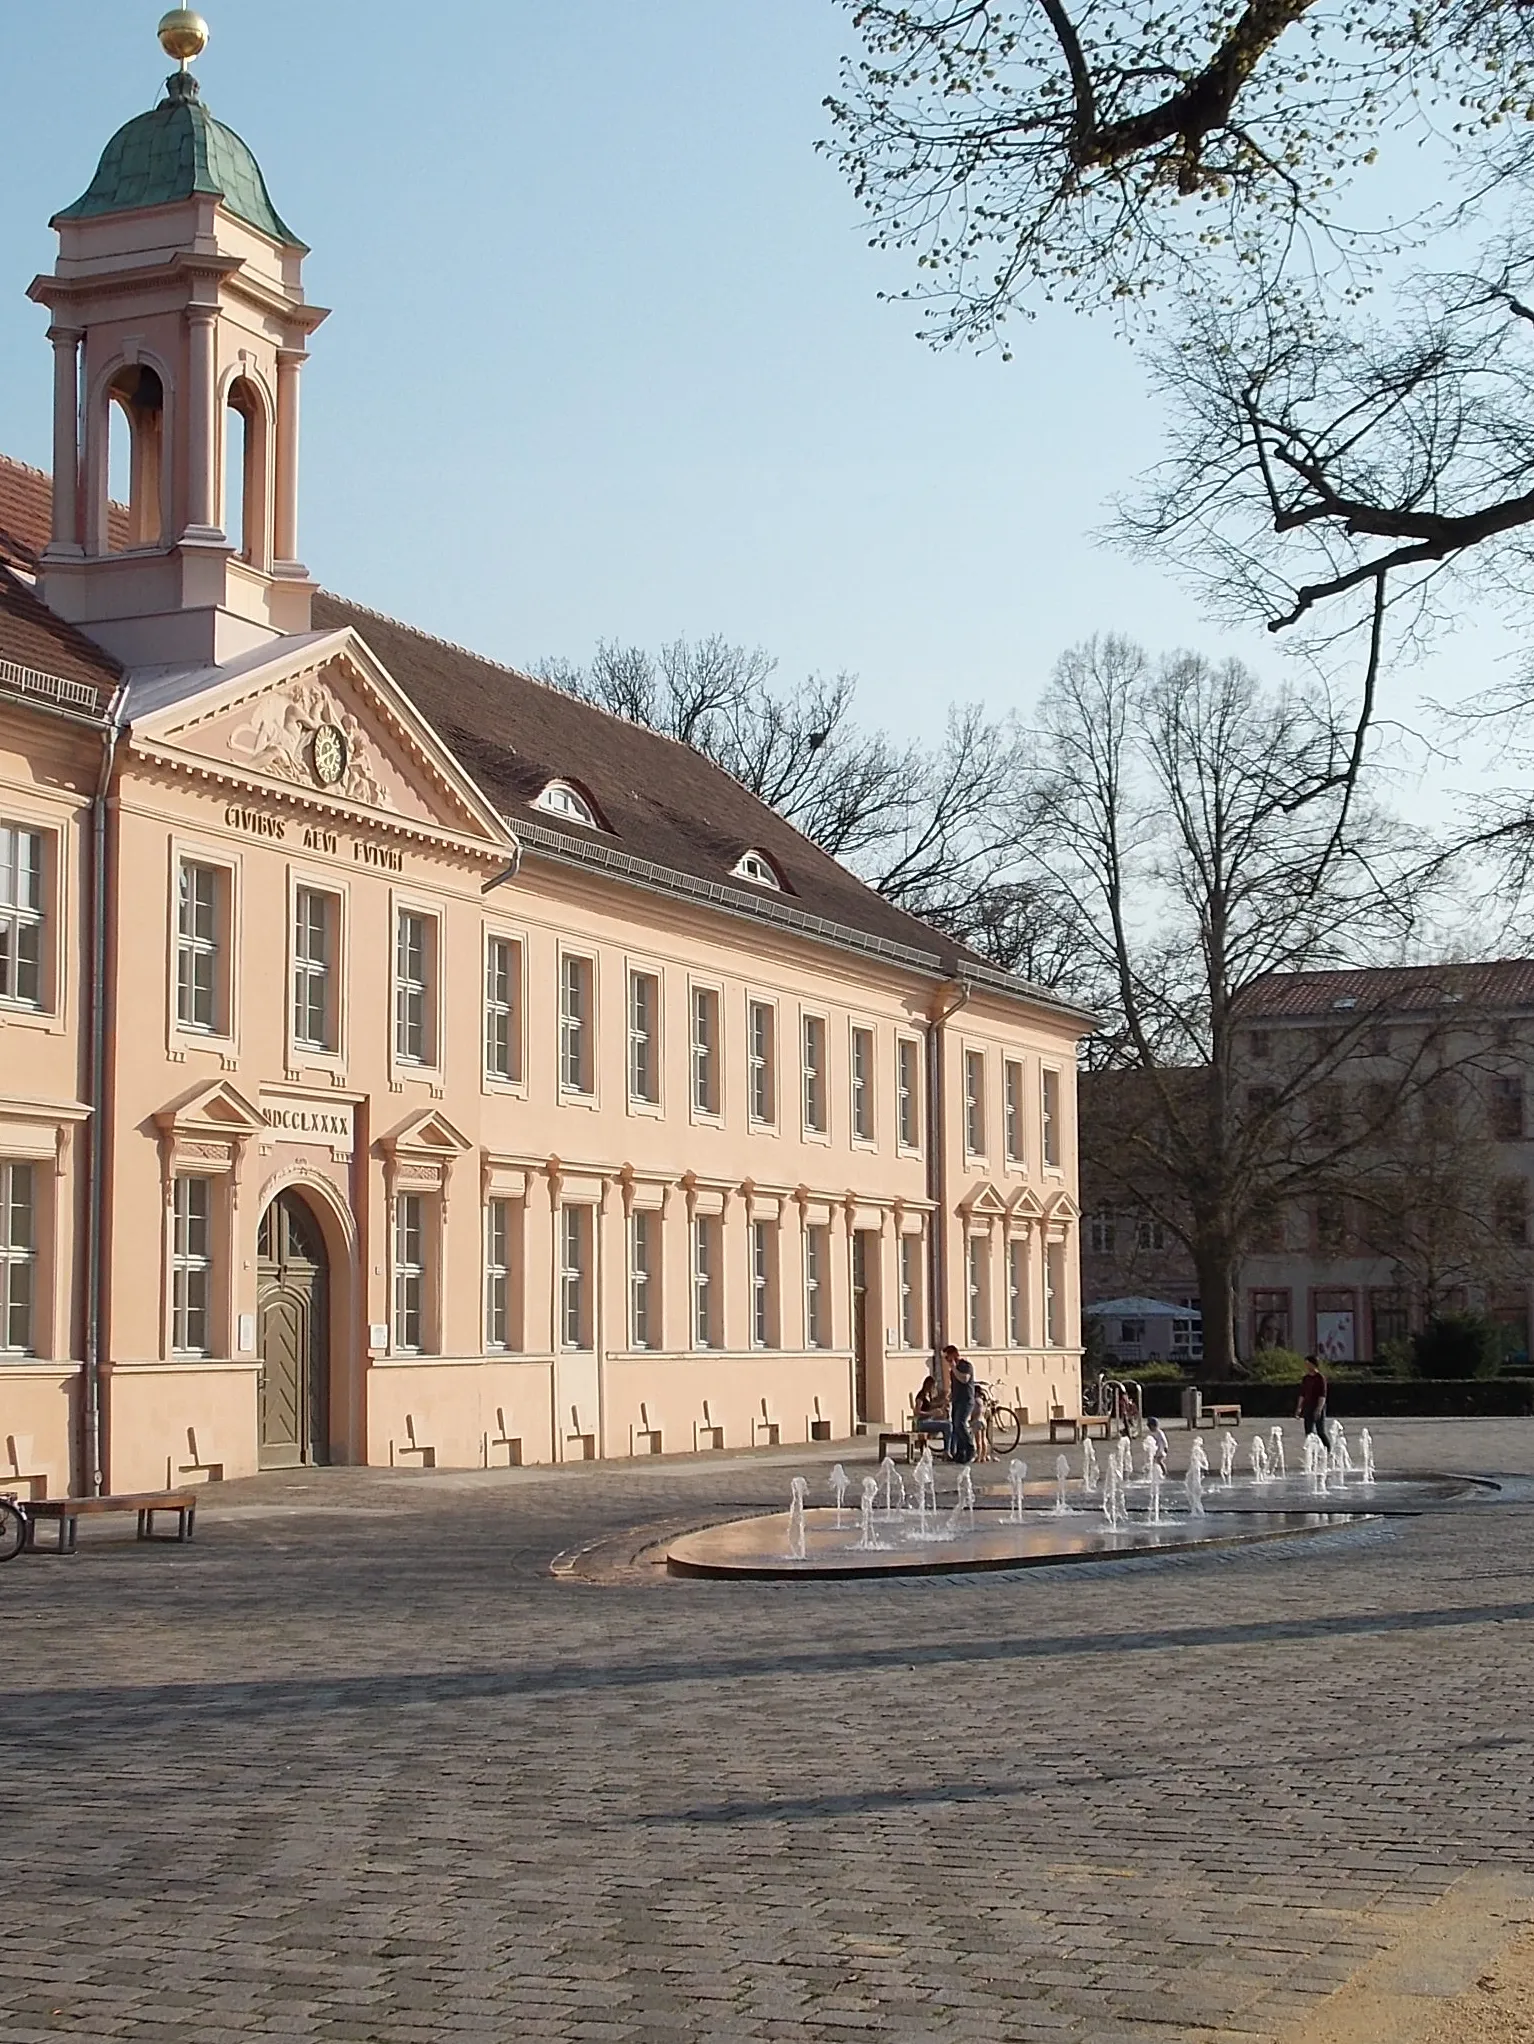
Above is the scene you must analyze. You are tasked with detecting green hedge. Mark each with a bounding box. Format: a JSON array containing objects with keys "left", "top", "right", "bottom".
[{"left": 1140, "top": 1378, "right": 1534, "bottom": 1420}]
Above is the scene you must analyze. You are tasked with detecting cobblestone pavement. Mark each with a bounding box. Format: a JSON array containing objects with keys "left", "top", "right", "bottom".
[{"left": 4, "top": 1418, "right": 1534, "bottom": 2044}]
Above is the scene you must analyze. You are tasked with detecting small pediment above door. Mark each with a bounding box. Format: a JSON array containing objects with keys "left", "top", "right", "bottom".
[
  {"left": 381, "top": 1107, "right": 473, "bottom": 1160},
  {"left": 959, "top": 1181, "right": 1008, "bottom": 1217},
  {"left": 128, "top": 630, "right": 514, "bottom": 853},
  {"left": 155, "top": 1077, "right": 267, "bottom": 1138}
]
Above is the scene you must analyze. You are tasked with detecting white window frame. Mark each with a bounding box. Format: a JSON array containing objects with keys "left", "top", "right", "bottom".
[
  {"left": 896, "top": 1036, "right": 921, "bottom": 1153},
  {"left": 802, "top": 1013, "right": 828, "bottom": 1137},
  {"left": 0, "top": 824, "right": 46, "bottom": 1013},
  {"left": 1007, "top": 1237, "right": 1028, "bottom": 1346},
  {"left": 534, "top": 780, "right": 599, "bottom": 827},
  {"left": 898, "top": 1231, "right": 921, "bottom": 1350},
  {"left": 1042, "top": 1066, "right": 1062, "bottom": 1169},
  {"left": 963, "top": 1049, "right": 987, "bottom": 1159},
  {"left": 290, "top": 882, "right": 342, "bottom": 1058},
  {"left": 751, "top": 1218, "right": 778, "bottom": 1348},
  {"left": 804, "top": 1223, "right": 829, "bottom": 1348},
  {"left": 627, "top": 967, "right": 662, "bottom": 1109},
  {"left": 1045, "top": 1238, "right": 1066, "bottom": 1347},
  {"left": 690, "top": 983, "right": 722, "bottom": 1120},
  {"left": 392, "top": 904, "right": 439, "bottom": 1070},
  {"left": 692, "top": 1213, "right": 722, "bottom": 1349},
  {"left": 0, "top": 1160, "right": 37, "bottom": 1356},
  {"left": 173, "top": 855, "right": 230, "bottom": 1038},
  {"left": 484, "top": 1198, "right": 511, "bottom": 1350},
  {"left": 966, "top": 1232, "right": 990, "bottom": 1348},
  {"left": 560, "top": 1204, "right": 594, "bottom": 1349},
  {"left": 171, "top": 1174, "right": 213, "bottom": 1356},
  {"left": 1004, "top": 1057, "right": 1025, "bottom": 1167},
  {"left": 1089, "top": 1205, "right": 1116, "bottom": 1254},
  {"left": 629, "top": 1208, "right": 658, "bottom": 1349},
  {"left": 850, "top": 1025, "right": 876, "bottom": 1145},
  {"left": 559, "top": 951, "right": 597, "bottom": 1100},
  {"left": 732, "top": 848, "right": 782, "bottom": 889},
  {"left": 748, "top": 997, "right": 777, "bottom": 1127},
  {"left": 483, "top": 931, "right": 524, "bottom": 1087},
  {"left": 393, "top": 1192, "right": 427, "bottom": 1353}
]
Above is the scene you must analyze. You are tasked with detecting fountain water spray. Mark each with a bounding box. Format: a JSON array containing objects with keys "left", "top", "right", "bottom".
[
  {"left": 1052, "top": 1453, "right": 1073, "bottom": 1516},
  {"left": 831, "top": 1463, "right": 851, "bottom": 1525},
  {"left": 1219, "top": 1432, "right": 1238, "bottom": 1487},
  {"left": 1360, "top": 1428, "right": 1376, "bottom": 1485},
  {"left": 1250, "top": 1436, "right": 1271, "bottom": 1484},
  {"left": 950, "top": 1467, "right": 976, "bottom": 1531},
  {"left": 1005, "top": 1458, "right": 1029, "bottom": 1523},
  {"left": 875, "top": 1455, "right": 897, "bottom": 1514},
  {"left": 1330, "top": 1423, "right": 1353, "bottom": 1480},
  {"left": 1147, "top": 1458, "right": 1164, "bottom": 1523},
  {"left": 786, "top": 1476, "right": 808, "bottom": 1559},
  {"left": 855, "top": 1475, "right": 888, "bottom": 1550},
  {"left": 1102, "top": 1459, "right": 1125, "bottom": 1529},
  {"left": 914, "top": 1445, "right": 937, "bottom": 1535},
  {"left": 1302, "top": 1433, "right": 1329, "bottom": 1493},
  {"left": 1082, "top": 1437, "right": 1100, "bottom": 1494},
  {"left": 1184, "top": 1454, "right": 1205, "bottom": 1518},
  {"left": 1141, "top": 1434, "right": 1160, "bottom": 1482},
  {"left": 1269, "top": 1425, "right": 1286, "bottom": 1478}
]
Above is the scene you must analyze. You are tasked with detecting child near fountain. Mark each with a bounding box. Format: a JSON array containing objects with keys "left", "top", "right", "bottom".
[{"left": 1145, "top": 1414, "right": 1170, "bottom": 1472}]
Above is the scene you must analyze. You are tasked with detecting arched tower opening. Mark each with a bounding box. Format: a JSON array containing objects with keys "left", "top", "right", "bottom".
[
  {"left": 104, "top": 363, "right": 164, "bottom": 549},
  {"left": 223, "top": 375, "right": 270, "bottom": 569}
]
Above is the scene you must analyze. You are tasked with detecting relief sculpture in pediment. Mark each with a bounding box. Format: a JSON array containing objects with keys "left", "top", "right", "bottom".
[{"left": 227, "top": 677, "right": 394, "bottom": 810}]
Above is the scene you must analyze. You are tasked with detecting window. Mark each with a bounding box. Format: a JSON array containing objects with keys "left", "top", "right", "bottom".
[
  {"left": 393, "top": 1193, "right": 425, "bottom": 1353},
  {"left": 1171, "top": 1317, "right": 1202, "bottom": 1361},
  {"left": 292, "top": 887, "right": 336, "bottom": 1052},
  {"left": 485, "top": 1199, "right": 511, "bottom": 1350},
  {"left": 172, "top": 1175, "right": 212, "bottom": 1355},
  {"left": 0, "top": 826, "right": 44, "bottom": 1009},
  {"left": 534, "top": 780, "right": 598, "bottom": 826},
  {"left": 1135, "top": 1214, "right": 1166, "bottom": 1253},
  {"left": 898, "top": 1234, "right": 921, "bottom": 1349},
  {"left": 1251, "top": 1288, "right": 1291, "bottom": 1353},
  {"left": 1367, "top": 1025, "right": 1392, "bottom": 1056},
  {"left": 394, "top": 910, "right": 433, "bottom": 1065},
  {"left": 1496, "top": 1179, "right": 1528, "bottom": 1245},
  {"left": 964, "top": 1051, "right": 986, "bottom": 1156},
  {"left": 1491, "top": 1075, "right": 1525, "bottom": 1141},
  {"left": 629, "top": 1209, "right": 657, "bottom": 1349},
  {"left": 485, "top": 936, "right": 521, "bottom": 1082},
  {"left": 1004, "top": 1059, "right": 1024, "bottom": 1164},
  {"left": 851, "top": 1027, "right": 875, "bottom": 1142},
  {"left": 560, "top": 954, "right": 594, "bottom": 1094},
  {"left": 1088, "top": 1205, "right": 1116, "bottom": 1255},
  {"left": 0, "top": 1162, "right": 35, "bottom": 1354},
  {"left": 732, "top": 849, "right": 781, "bottom": 888},
  {"left": 752, "top": 1219, "right": 778, "bottom": 1348},
  {"left": 692, "top": 1215, "right": 721, "bottom": 1347},
  {"left": 897, "top": 1038, "right": 920, "bottom": 1149},
  {"left": 802, "top": 1015, "right": 827, "bottom": 1134},
  {"left": 691, "top": 987, "right": 721, "bottom": 1116},
  {"left": 1249, "top": 1029, "right": 1272, "bottom": 1059},
  {"left": 560, "top": 1205, "right": 593, "bottom": 1349},
  {"left": 628, "top": 970, "right": 660, "bottom": 1105},
  {"left": 1314, "top": 1196, "right": 1346, "bottom": 1253},
  {"left": 1247, "top": 1084, "right": 1278, "bottom": 1118},
  {"left": 1370, "top": 1288, "right": 1410, "bottom": 1352},
  {"left": 1042, "top": 1068, "right": 1061, "bottom": 1168},
  {"left": 1044, "top": 1241, "right": 1065, "bottom": 1347},
  {"left": 1007, "top": 1239, "right": 1027, "bottom": 1345},
  {"left": 176, "top": 860, "right": 222, "bottom": 1032},
  {"left": 804, "top": 1224, "right": 829, "bottom": 1347},
  {"left": 748, "top": 1000, "right": 776, "bottom": 1124},
  {"left": 966, "top": 1234, "right": 990, "bottom": 1347}
]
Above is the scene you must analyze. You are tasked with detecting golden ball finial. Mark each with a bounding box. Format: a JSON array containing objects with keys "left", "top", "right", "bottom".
[{"left": 158, "top": 9, "right": 209, "bottom": 66}]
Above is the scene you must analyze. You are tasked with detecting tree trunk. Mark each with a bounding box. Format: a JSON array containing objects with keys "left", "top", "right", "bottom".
[{"left": 1194, "top": 1237, "right": 1239, "bottom": 1376}]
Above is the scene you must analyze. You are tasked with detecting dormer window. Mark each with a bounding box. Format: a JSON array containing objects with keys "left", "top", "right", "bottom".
[
  {"left": 533, "top": 780, "right": 598, "bottom": 828},
  {"left": 732, "top": 849, "right": 782, "bottom": 890}
]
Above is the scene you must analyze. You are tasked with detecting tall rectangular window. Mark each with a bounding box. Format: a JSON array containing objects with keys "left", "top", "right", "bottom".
[
  {"left": 485, "top": 1199, "right": 510, "bottom": 1350},
  {"left": 176, "top": 860, "right": 222, "bottom": 1032},
  {"left": 1044, "top": 1240, "right": 1065, "bottom": 1346},
  {"left": 1004, "top": 1059, "right": 1025, "bottom": 1164},
  {"left": 851, "top": 1027, "right": 875, "bottom": 1142},
  {"left": 292, "top": 887, "right": 336, "bottom": 1052},
  {"left": 628, "top": 970, "right": 660, "bottom": 1105},
  {"left": 1042, "top": 1068, "right": 1062, "bottom": 1167},
  {"left": 485, "top": 936, "right": 521, "bottom": 1081},
  {"left": 804, "top": 1224, "right": 829, "bottom": 1348},
  {"left": 692, "top": 1215, "right": 721, "bottom": 1348},
  {"left": 393, "top": 1193, "right": 425, "bottom": 1353},
  {"left": 172, "top": 1175, "right": 212, "bottom": 1355},
  {"left": 752, "top": 1219, "right": 778, "bottom": 1348},
  {"left": 802, "top": 1015, "right": 827, "bottom": 1134},
  {"left": 1008, "top": 1238, "right": 1028, "bottom": 1346},
  {"left": 966, "top": 1234, "right": 990, "bottom": 1348},
  {"left": 0, "top": 1161, "right": 36, "bottom": 1355},
  {"left": 899, "top": 1233, "right": 920, "bottom": 1349},
  {"left": 394, "top": 910, "right": 432, "bottom": 1064},
  {"left": 748, "top": 1000, "right": 776, "bottom": 1124},
  {"left": 691, "top": 987, "right": 721, "bottom": 1115},
  {"left": 0, "top": 826, "right": 44, "bottom": 1009},
  {"left": 561, "top": 1205, "right": 592, "bottom": 1348},
  {"left": 1089, "top": 1206, "right": 1116, "bottom": 1254},
  {"left": 964, "top": 1050, "right": 986, "bottom": 1157},
  {"left": 897, "top": 1038, "right": 919, "bottom": 1150},
  {"left": 629, "top": 1209, "right": 657, "bottom": 1349},
  {"left": 560, "top": 955, "right": 594, "bottom": 1094},
  {"left": 1491, "top": 1075, "right": 1525, "bottom": 1141}
]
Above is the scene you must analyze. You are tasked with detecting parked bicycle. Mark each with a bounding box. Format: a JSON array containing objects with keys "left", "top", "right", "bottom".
[
  {"left": 0, "top": 1491, "right": 30, "bottom": 1562},
  {"left": 974, "top": 1382, "right": 1024, "bottom": 1458}
]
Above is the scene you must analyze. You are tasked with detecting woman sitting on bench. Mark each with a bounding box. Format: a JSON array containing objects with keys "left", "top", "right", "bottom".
[{"left": 913, "top": 1372, "right": 950, "bottom": 1457}]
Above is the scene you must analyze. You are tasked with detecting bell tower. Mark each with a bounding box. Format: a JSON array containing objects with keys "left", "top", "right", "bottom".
[{"left": 29, "top": 10, "right": 329, "bottom": 668}]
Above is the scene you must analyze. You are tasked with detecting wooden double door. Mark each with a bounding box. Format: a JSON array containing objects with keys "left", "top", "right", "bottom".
[{"left": 257, "top": 1191, "right": 330, "bottom": 1468}]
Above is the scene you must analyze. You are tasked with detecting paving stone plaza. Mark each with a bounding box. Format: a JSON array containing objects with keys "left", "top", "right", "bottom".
[{"left": 5, "top": 1417, "right": 1534, "bottom": 2043}]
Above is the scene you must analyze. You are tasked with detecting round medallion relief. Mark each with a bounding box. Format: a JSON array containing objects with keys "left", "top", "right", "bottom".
[{"left": 311, "top": 723, "right": 348, "bottom": 788}]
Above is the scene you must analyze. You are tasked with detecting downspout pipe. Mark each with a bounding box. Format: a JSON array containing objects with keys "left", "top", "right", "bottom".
[
  {"left": 925, "top": 977, "right": 970, "bottom": 1381},
  {"left": 83, "top": 682, "right": 127, "bottom": 1496}
]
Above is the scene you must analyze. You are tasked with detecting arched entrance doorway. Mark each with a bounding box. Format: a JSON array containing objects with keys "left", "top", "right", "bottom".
[{"left": 257, "top": 1189, "right": 330, "bottom": 1467}]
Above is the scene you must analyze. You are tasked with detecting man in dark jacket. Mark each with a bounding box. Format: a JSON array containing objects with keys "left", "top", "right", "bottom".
[
  {"left": 943, "top": 1344, "right": 978, "bottom": 1464},
  {"left": 1297, "top": 1355, "right": 1331, "bottom": 1449}
]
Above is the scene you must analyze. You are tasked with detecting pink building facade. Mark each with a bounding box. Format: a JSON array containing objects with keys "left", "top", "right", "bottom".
[{"left": 0, "top": 32, "right": 1091, "bottom": 1498}]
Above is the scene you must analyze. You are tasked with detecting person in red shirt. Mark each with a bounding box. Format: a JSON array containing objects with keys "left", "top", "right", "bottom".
[{"left": 1297, "top": 1355, "right": 1331, "bottom": 1450}]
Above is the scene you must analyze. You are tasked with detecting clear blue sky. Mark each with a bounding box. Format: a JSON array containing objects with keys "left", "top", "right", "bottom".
[{"left": 0, "top": 1, "right": 1507, "bottom": 752}]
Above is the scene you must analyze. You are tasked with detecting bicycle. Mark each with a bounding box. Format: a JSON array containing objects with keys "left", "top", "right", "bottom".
[
  {"left": 0, "top": 1491, "right": 30, "bottom": 1562},
  {"left": 977, "top": 1384, "right": 1023, "bottom": 1457}
]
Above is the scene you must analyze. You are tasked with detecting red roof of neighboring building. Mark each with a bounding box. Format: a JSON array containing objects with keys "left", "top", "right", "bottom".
[
  {"left": 0, "top": 456, "right": 124, "bottom": 714},
  {"left": 1236, "top": 960, "right": 1534, "bottom": 1020}
]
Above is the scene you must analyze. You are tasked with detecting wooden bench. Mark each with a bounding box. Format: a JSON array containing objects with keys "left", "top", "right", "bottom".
[
  {"left": 1206, "top": 1402, "right": 1242, "bottom": 1428},
  {"left": 23, "top": 1489, "right": 198, "bottom": 1556},
  {"left": 1049, "top": 1414, "right": 1113, "bottom": 1443}
]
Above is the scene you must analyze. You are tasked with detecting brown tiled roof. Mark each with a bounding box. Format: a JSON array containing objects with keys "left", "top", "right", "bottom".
[
  {"left": 0, "top": 457, "right": 124, "bottom": 716},
  {"left": 1236, "top": 960, "right": 1534, "bottom": 1020},
  {"left": 0, "top": 453, "right": 129, "bottom": 567}
]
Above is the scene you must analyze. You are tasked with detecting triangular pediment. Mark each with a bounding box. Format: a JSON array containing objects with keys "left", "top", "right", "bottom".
[
  {"left": 960, "top": 1181, "right": 1008, "bottom": 1217},
  {"left": 1007, "top": 1186, "right": 1046, "bottom": 1220},
  {"left": 1044, "top": 1189, "right": 1080, "bottom": 1223},
  {"left": 383, "top": 1108, "right": 473, "bottom": 1158},
  {"left": 155, "top": 1078, "right": 266, "bottom": 1137},
  {"left": 128, "top": 629, "right": 514, "bottom": 852}
]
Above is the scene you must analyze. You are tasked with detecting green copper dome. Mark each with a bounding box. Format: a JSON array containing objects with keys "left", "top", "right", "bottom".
[{"left": 57, "top": 72, "right": 304, "bottom": 250}]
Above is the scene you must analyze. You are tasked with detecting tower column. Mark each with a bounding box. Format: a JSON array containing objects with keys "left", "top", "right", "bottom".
[
  {"left": 185, "top": 305, "right": 220, "bottom": 537},
  {"left": 46, "top": 326, "right": 83, "bottom": 554},
  {"left": 274, "top": 346, "right": 306, "bottom": 567}
]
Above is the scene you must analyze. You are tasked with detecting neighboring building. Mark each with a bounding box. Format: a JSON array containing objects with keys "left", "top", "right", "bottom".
[
  {"left": 0, "top": 29, "right": 1093, "bottom": 1497},
  {"left": 1083, "top": 1297, "right": 1201, "bottom": 1368}
]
